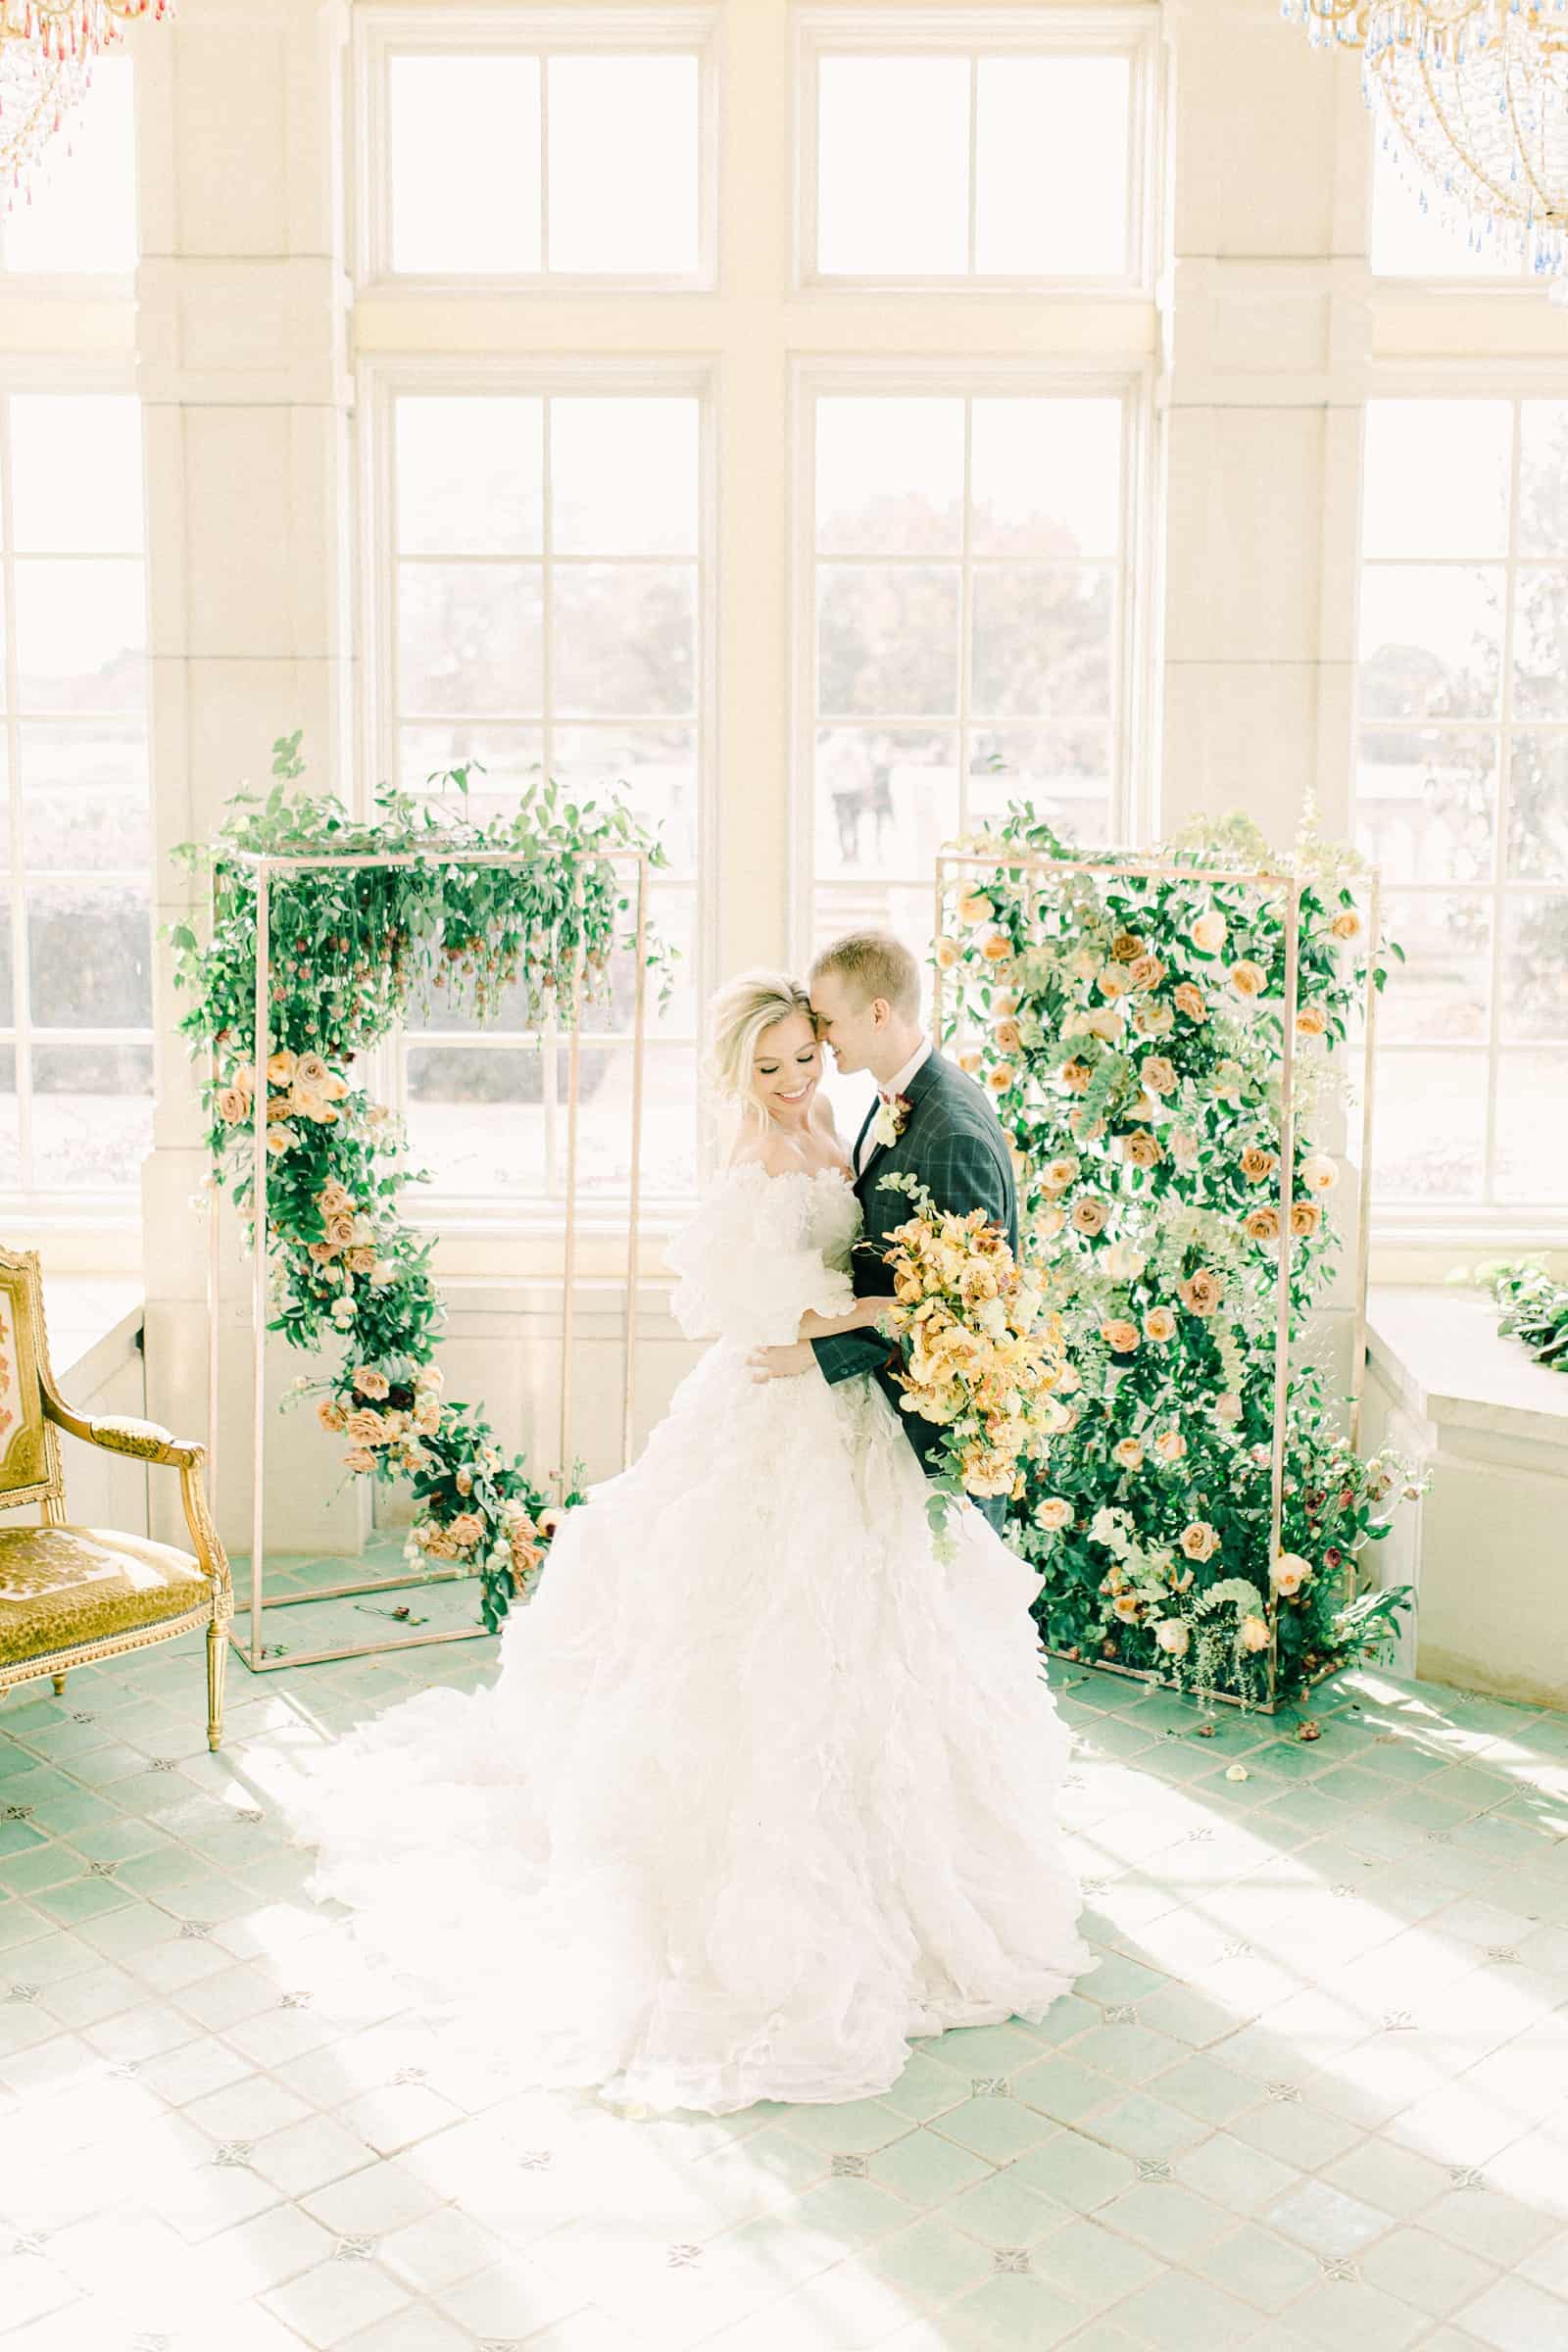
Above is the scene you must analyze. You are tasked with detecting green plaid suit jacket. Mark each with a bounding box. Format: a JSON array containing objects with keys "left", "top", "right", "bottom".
[{"left": 810, "top": 1048, "right": 1018, "bottom": 1533}]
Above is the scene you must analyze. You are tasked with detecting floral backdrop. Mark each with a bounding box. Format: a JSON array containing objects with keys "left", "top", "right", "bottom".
[
  {"left": 936, "top": 808, "right": 1419, "bottom": 1706},
  {"left": 171, "top": 735, "right": 669, "bottom": 1633}
]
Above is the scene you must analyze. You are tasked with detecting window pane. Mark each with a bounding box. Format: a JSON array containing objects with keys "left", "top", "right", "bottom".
[
  {"left": 398, "top": 564, "right": 544, "bottom": 714},
  {"left": 0, "top": 1048, "right": 15, "bottom": 1188},
  {"left": 19, "top": 723, "right": 150, "bottom": 872},
  {"left": 551, "top": 565, "right": 696, "bottom": 718},
  {"left": 974, "top": 56, "right": 1130, "bottom": 276},
  {"left": 1518, "top": 403, "right": 1568, "bottom": 557},
  {"left": 1379, "top": 891, "right": 1491, "bottom": 1044},
  {"left": 815, "top": 398, "right": 964, "bottom": 558},
  {"left": 388, "top": 56, "right": 541, "bottom": 273},
  {"left": 970, "top": 398, "right": 1122, "bottom": 561},
  {"left": 14, "top": 560, "right": 145, "bottom": 713},
  {"left": 1362, "top": 403, "right": 1511, "bottom": 561},
  {"left": 0, "top": 918, "right": 12, "bottom": 1027},
  {"left": 546, "top": 56, "right": 700, "bottom": 274},
  {"left": 30, "top": 1044, "right": 152, "bottom": 1191},
  {"left": 1358, "top": 566, "right": 1501, "bottom": 722},
  {"left": 396, "top": 398, "right": 543, "bottom": 556},
  {"left": 27, "top": 880, "right": 152, "bottom": 1027},
  {"left": 1511, "top": 569, "right": 1568, "bottom": 719},
  {"left": 551, "top": 398, "right": 700, "bottom": 557},
  {"left": 1495, "top": 1052, "right": 1568, "bottom": 1200},
  {"left": 1500, "top": 893, "right": 1568, "bottom": 1040},
  {"left": 971, "top": 566, "right": 1113, "bottom": 719},
  {"left": 1369, "top": 134, "right": 1518, "bottom": 279},
  {"left": 1372, "top": 1052, "right": 1486, "bottom": 1200},
  {"left": 815, "top": 727, "right": 958, "bottom": 881},
  {"left": 816, "top": 57, "right": 969, "bottom": 276},
  {"left": 817, "top": 565, "right": 959, "bottom": 716},
  {"left": 552, "top": 724, "right": 698, "bottom": 874},
  {"left": 399, "top": 725, "right": 545, "bottom": 812},
  {"left": 10, "top": 395, "right": 143, "bottom": 554},
  {"left": 1507, "top": 733, "right": 1568, "bottom": 883},
  {"left": 1355, "top": 728, "right": 1496, "bottom": 885},
  {"left": 405, "top": 1046, "right": 549, "bottom": 1193},
  {"left": 3, "top": 59, "right": 136, "bottom": 275},
  {"left": 969, "top": 724, "right": 1112, "bottom": 847}
]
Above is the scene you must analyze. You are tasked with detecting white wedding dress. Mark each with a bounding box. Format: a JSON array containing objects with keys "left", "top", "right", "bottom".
[{"left": 295, "top": 1163, "right": 1089, "bottom": 2115}]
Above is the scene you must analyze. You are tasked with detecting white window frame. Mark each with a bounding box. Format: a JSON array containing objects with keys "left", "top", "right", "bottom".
[
  {"left": 351, "top": 4, "right": 722, "bottom": 296},
  {"left": 356, "top": 352, "right": 719, "bottom": 1231},
  {"left": 790, "top": 355, "right": 1157, "bottom": 972},
  {"left": 792, "top": 5, "right": 1163, "bottom": 299},
  {"left": 0, "top": 359, "right": 153, "bottom": 1224},
  {"left": 1357, "top": 363, "right": 1568, "bottom": 1250}
]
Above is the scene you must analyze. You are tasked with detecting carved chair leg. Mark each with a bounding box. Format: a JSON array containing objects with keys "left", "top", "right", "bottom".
[
  {"left": 207, "top": 1616, "right": 227, "bottom": 1752},
  {"left": 51, "top": 1672, "right": 68, "bottom": 1695}
]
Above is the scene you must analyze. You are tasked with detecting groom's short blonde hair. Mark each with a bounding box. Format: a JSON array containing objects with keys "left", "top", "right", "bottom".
[{"left": 810, "top": 930, "right": 920, "bottom": 1019}]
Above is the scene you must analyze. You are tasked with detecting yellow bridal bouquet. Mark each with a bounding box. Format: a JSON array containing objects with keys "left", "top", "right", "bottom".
[{"left": 876, "top": 1173, "right": 1070, "bottom": 1528}]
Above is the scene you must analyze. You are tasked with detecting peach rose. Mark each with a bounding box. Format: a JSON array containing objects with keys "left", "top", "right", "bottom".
[
  {"left": 1330, "top": 907, "right": 1362, "bottom": 941},
  {"left": 343, "top": 1446, "right": 376, "bottom": 1475},
  {"left": 1101, "top": 1319, "right": 1140, "bottom": 1354},
  {"left": 1140, "top": 1056, "right": 1177, "bottom": 1097},
  {"left": 293, "top": 1053, "right": 330, "bottom": 1095},
  {"left": 981, "top": 933, "right": 1012, "bottom": 962},
  {"left": 266, "top": 1051, "right": 297, "bottom": 1086},
  {"left": 345, "top": 1409, "right": 386, "bottom": 1446},
  {"left": 326, "top": 1211, "right": 356, "bottom": 1246},
  {"left": 1113, "top": 1592, "right": 1142, "bottom": 1623},
  {"left": 1059, "top": 1058, "right": 1092, "bottom": 1095},
  {"left": 1154, "top": 1619, "right": 1191, "bottom": 1657},
  {"left": 1036, "top": 1497, "right": 1074, "bottom": 1532},
  {"left": 1122, "top": 1129, "right": 1161, "bottom": 1170},
  {"left": 1034, "top": 1203, "right": 1068, "bottom": 1240},
  {"left": 1169, "top": 1129, "right": 1200, "bottom": 1173},
  {"left": 994, "top": 1018, "right": 1022, "bottom": 1055},
  {"left": 317, "top": 1181, "right": 352, "bottom": 1217},
  {"left": 1110, "top": 931, "right": 1144, "bottom": 964},
  {"left": 316, "top": 1397, "right": 346, "bottom": 1434},
  {"left": 1290, "top": 1200, "right": 1321, "bottom": 1239},
  {"left": 1097, "top": 965, "right": 1130, "bottom": 1001},
  {"left": 1143, "top": 1307, "right": 1176, "bottom": 1344},
  {"left": 1271, "top": 1551, "right": 1311, "bottom": 1597},
  {"left": 1180, "top": 1521, "right": 1219, "bottom": 1562},
  {"left": 1213, "top": 1394, "right": 1243, "bottom": 1423},
  {"left": 1239, "top": 1615, "right": 1271, "bottom": 1653},
  {"left": 935, "top": 936, "right": 960, "bottom": 969},
  {"left": 265, "top": 1124, "right": 296, "bottom": 1156},
  {"left": 1173, "top": 982, "right": 1206, "bottom": 1023},
  {"left": 345, "top": 1248, "right": 374, "bottom": 1276},
  {"left": 307, "top": 1241, "right": 336, "bottom": 1264},
  {"left": 1299, "top": 1153, "right": 1339, "bottom": 1194},
  {"left": 1134, "top": 1000, "right": 1175, "bottom": 1038},
  {"left": 1070, "top": 1195, "right": 1109, "bottom": 1237},
  {"left": 446, "top": 1512, "right": 486, "bottom": 1551},
  {"left": 1296, "top": 1003, "right": 1328, "bottom": 1037},
  {"left": 1041, "top": 1156, "right": 1080, "bottom": 1197},
  {"left": 1069, "top": 1107, "right": 1106, "bottom": 1144},
  {"left": 986, "top": 1063, "right": 1014, "bottom": 1093},
  {"left": 1229, "top": 960, "right": 1267, "bottom": 1000},
  {"left": 1240, "top": 1146, "right": 1277, "bottom": 1185},
  {"left": 217, "top": 1086, "right": 250, "bottom": 1124},
  {"left": 351, "top": 1367, "right": 389, "bottom": 1399},
  {"left": 957, "top": 1050, "right": 983, "bottom": 1074},
  {"left": 1177, "top": 1268, "right": 1222, "bottom": 1316},
  {"left": 1153, "top": 1430, "right": 1187, "bottom": 1465},
  {"left": 1127, "top": 954, "right": 1165, "bottom": 993},
  {"left": 956, "top": 892, "right": 994, "bottom": 925},
  {"left": 1112, "top": 1437, "right": 1145, "bottom": 1471},
  {"left": 1245, "top": 1205, "right": 1282, "bottom": 1245},
  {"left": 1191, "top": 910, "right": 1228, "bottom": 955}
]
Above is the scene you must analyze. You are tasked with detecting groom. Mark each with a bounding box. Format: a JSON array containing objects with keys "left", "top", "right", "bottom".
[{"left": 750, "top": 928, "right": 1018, "bottom": 1534}]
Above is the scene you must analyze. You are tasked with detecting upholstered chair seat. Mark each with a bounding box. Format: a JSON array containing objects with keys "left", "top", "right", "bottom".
[{"left": 0, "top": 1526, "right": 215, "bottom": 1670}]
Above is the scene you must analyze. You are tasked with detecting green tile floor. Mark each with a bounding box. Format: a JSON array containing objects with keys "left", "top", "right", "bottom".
[{"left": 2, "top": 1605, "right": 1566, "bottom": 2352}]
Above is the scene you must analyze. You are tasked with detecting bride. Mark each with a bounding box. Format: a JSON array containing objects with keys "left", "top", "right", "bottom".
[{"left": 296, "top": 967, "right": 1088, "bottom": 2117}]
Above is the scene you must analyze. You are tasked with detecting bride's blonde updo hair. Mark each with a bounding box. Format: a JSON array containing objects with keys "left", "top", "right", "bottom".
[{"left": 705, "top": 968, "right": 816, "bottom": 1127}]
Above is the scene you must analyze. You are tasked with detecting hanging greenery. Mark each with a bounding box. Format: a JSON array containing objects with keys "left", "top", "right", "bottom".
[
  {"left": 937, "top": 808, "right": 1422, "bottom": 1705},
  {"left": 168, "top": 733, "right": 672, "bottom": 1632}
]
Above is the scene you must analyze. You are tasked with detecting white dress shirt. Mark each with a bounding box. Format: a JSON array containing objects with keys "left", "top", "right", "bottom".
[{"left": 857, "top": 1037, "right": 933, "bottom": 1173}]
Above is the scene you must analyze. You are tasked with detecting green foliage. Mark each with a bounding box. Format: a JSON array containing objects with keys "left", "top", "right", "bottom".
[
  {"left": 167, "top": 737, "right": 671, "bottom": 1632},
  {"left": 1471, "top": 1259, "right": 1568, "bottom": 1371},
  {"left": 938, "top": 805, "right": 1419, "bottom": 1704}
]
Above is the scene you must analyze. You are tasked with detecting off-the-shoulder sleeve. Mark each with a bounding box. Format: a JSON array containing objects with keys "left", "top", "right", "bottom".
[{"left": 665, "top": 1168, "right": 857, "bottom": 1349}]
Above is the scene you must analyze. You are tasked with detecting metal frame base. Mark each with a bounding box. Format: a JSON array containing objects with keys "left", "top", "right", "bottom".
[{"left": 227, "top": 1564, "right": 496, "bottom": 1674}]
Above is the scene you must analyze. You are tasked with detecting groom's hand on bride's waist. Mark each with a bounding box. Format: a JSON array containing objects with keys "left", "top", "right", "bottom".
[{"left": 748, "top": 1341, "right": 817, "bottom": 1382}]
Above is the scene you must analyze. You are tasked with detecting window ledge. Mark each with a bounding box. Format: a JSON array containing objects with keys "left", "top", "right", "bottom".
[{"left": 1366, "top": 1283, "right": 1568, "bottom": 1453}]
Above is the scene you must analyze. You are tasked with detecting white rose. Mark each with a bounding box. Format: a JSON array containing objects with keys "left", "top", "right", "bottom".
[
  {"left": 329, "top": 1296, "right": 357, "bottom": 1325},
  {"left": 1155, "top": 1619, "right": 1191, "bottom": 1657},
  {"left": 1299, "top": 1153, "right": 1339, "bottom": 1194},
  {"left": 1105, "top": 1242, "right": 1147, "bottom": 1282}
]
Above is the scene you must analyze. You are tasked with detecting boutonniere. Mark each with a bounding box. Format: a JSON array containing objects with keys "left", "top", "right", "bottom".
[{"left": 870, "top": 1093, "right": 912, "bottom": 1152}]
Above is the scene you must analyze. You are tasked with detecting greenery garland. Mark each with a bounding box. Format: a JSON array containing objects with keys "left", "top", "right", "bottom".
[
  {"left": 938, "top": 807, "right": 1421, "bottom": 1704},
  {"left": 168, "top": 734, "right": 671, "bottom": 1632},
  {"left": 1470, "top": 1260, "right": 1568, "bottom": 1372}
]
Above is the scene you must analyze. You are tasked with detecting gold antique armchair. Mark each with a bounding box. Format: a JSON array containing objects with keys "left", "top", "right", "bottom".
[{"left": 0, "top": 1247, "right": 233, "bottom": 1750}]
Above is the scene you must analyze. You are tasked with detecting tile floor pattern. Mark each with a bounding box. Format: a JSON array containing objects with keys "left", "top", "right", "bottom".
[{"left": 1, "top": 1620, "right": 1567, "bottom": 2352}]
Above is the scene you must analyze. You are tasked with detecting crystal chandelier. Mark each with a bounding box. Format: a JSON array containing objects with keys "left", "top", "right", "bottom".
[
  {"left": 1283, "top": 2, "right": 1568, "bottom": 283},
  {"left": 0, "top": 0, "right": 168, "bottom": 200}
]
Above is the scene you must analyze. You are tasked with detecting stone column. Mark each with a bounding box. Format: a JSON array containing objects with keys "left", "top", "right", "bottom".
[{"left": 137, "top": 0, "right": 363, "bottom": 1555}]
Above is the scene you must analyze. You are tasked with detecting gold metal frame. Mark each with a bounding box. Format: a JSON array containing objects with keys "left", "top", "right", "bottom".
[
  {"left": 206, "top": 845, "right": 652, "bottom": 1674},
  {"left": 932, "top": 844, "right": 1382, "bottom": 1715}
]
